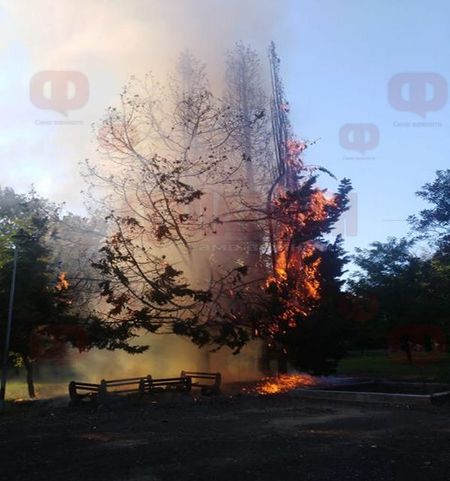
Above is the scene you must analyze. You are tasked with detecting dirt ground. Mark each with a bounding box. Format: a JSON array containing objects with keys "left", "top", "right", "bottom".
[{"left": 1, "top": 390, "right": 449, "bottom": 481}]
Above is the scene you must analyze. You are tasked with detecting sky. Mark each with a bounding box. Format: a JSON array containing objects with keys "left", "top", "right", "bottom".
[{"left": 0, "top": 0, "right": 448, "bottom": 257}]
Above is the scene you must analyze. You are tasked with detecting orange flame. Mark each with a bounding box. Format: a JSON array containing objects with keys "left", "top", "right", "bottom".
[
  {"left": 254, "top": 374, "right": 317, "bottom": 394},
  {"left": 267, "top": 188, "right": 336, "bottom": 327}
]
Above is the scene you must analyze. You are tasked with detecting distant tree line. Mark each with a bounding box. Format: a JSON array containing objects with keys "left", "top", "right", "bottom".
[{"left": 347, "top": 169, "right": 450, "bottom": 350}]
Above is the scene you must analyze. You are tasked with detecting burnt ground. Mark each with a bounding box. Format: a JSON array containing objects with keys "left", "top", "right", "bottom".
[{"left": 0, "top": 391, "right": 449, "bottom": 481}]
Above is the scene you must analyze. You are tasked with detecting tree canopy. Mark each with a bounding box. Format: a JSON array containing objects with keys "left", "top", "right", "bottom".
[
  {"left": 83, "top": 44, "right": 352, "bottom": 374},
  {"left": 0, "top": 188, "right": 146, "bottom": 397}
]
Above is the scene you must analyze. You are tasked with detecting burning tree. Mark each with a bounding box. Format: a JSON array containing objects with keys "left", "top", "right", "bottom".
[
  {"left": 84, "top": 43, "right": 352, "bottom": 373},
  {"left": 256, "top": 44, "right": 352, "bottom": 373}
]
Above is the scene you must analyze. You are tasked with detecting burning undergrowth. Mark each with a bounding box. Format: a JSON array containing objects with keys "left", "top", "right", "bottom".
[
  {"left": 250, "top": 374, "right": 317, "bottom": 395},
  {"left": 242, "top": 373, "right": 353, "bottom": 396}
]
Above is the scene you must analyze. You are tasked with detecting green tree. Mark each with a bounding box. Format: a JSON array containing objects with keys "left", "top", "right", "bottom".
[
  {"left": 0, "top": 188, "right": 142, "bottom": 398},
  {"left": 409, "top": 169, "right": 450, "bottom": 251},
  {"left": 0, "top": 188, "right": 67, "bottom": 397},
  {"left": 349, "top": 237, "right": 450, "bottom": 348}
]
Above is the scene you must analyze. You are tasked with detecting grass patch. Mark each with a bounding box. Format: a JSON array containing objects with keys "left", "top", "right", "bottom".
[
  {"left": 3, "top": 379, "right": 67, "bottom": 400},
  {"left": 337, "top": 351, "right": 450, "bottom": 382}
]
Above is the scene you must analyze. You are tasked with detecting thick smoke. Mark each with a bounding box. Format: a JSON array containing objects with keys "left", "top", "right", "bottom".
[
  {"left": 2, "top": 0, "right": 284, "bottom": 208},
  {"left": 2, "top": 1, "right": 287, "bottom": 390}
]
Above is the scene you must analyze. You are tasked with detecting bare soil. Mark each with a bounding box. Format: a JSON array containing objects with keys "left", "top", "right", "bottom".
[{"left": 1, "top": 391, "right": 449, "bottom": 481}]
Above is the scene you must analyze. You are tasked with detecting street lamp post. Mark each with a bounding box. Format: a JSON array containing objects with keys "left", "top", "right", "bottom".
[{"left": 0, "top": 245, "right": 19, "bottom": 411}]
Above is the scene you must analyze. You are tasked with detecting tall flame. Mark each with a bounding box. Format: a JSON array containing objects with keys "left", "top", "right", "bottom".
[{"left": 266, "top": 140, "right": 336, "bottom": 329}]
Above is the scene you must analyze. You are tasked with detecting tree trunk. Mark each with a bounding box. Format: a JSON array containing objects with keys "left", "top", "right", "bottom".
[
  {"left": 202, "top": 350, "right": 211, "bottom": 372},
  {"left": 258, "top": 342, "right": 272, "bottom": 376},
  {"left": 24, "top": 357, "right": 36, "bottom": 398},
  {"left": 277, "top": 352, "right": 288, "bottom": 375}
]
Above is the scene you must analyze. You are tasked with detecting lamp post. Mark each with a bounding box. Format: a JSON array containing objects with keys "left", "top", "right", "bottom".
[{"left": 0, "top": 244, "right": 19, "bottom": 411}]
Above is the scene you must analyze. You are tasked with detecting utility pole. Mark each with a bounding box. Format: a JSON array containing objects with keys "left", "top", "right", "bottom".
[
  {"left": 268, "top": 41, "right": 299, "bottom": 190},
  {"left": 267, "top": 42, "right": 299, "bottom": 375},
  {"left": 0, "top": 245, "right": 19, "bottom": 411}
]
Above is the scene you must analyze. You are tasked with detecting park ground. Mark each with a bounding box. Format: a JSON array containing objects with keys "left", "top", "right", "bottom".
[
  {"left": 337, "top": 350, "right": 450, "bottom": 381},
  {"left": 0, "top": 390, "right": 450, "bottom": 481},
  {"left": 1, "top": 352, "right": 449, "bottom": 481}
]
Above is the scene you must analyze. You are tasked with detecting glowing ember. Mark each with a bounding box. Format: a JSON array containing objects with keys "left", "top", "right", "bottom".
[
  {"left": 254, "top": 374, "right": 317, "bottom": 395},
  {"left": 56, "top": 272, "right": 69, "bottom": 291}
]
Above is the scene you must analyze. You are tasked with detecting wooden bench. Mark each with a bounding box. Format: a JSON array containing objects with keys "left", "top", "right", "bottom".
[
  {"left": 69, "top": 371, "right": 221, "bottom": 404},
  {"left": 180, "top": 371, "right": 222, "bottom": 395},
  {"left": 100, "top": 376, "right": 149, "bottom": 399},
  {"left": 69, "top": 376, "right": 149, "bottom": 404},
  {"left": 68, "top": 381, "right": 100, "bottom": 404},
  {"left": 139, "top": 376, "right": 192, "bottom": 395}
]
